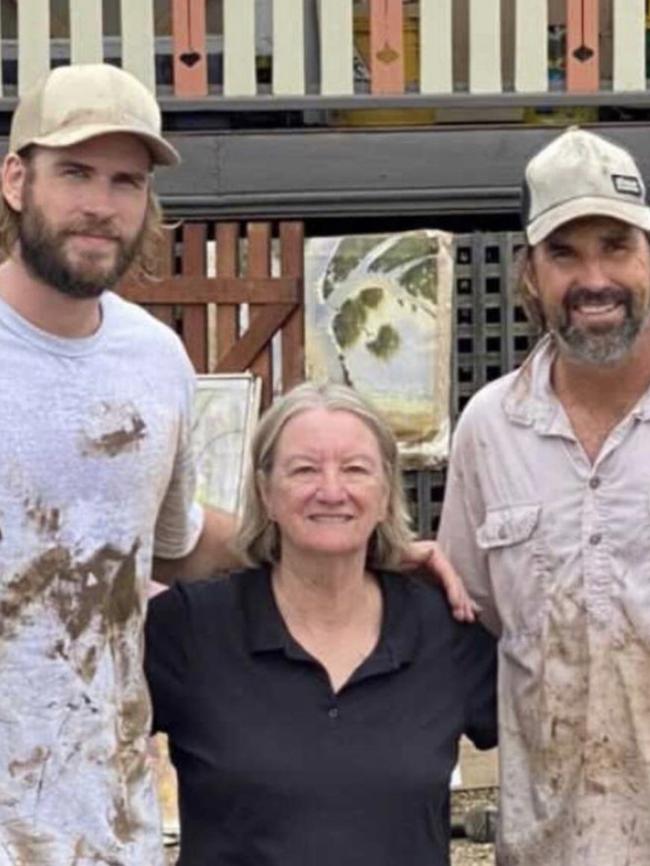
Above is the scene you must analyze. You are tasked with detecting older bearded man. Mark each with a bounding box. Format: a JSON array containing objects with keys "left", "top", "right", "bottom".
[{"left": 439, "top": 127, "right": 650, "bottom": 866}]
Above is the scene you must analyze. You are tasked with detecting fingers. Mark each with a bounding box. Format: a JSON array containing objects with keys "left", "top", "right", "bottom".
[{"left": 426, "top": 544, "right": 477, "bottom": 623}]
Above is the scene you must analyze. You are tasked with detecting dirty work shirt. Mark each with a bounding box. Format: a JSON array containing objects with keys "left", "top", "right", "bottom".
[
  {"left": 438, "top": 334, "right": 650, "bottom": 866},
  {"left": 0, "top": 291, "right": 203, "bottom": 866}
]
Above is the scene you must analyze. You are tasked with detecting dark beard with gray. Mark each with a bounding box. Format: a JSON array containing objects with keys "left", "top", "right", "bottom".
[
  {"left": 18, "top": 200, "right": 143, "bottom": 299},
  {"left": 553, "top": 285, "right": 648, "bottom": 366}
]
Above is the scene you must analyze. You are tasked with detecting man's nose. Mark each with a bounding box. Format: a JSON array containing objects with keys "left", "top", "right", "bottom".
[
  {"left": 577, "top": 256, "right": 610, "bottom": 289},
  {"left": 80, "top": 180, "right": 117, "bottom": 220}
]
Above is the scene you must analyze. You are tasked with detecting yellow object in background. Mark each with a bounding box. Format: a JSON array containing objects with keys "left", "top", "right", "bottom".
[{"left": 332, "top": 9, "right": 436, "bottom": 128}]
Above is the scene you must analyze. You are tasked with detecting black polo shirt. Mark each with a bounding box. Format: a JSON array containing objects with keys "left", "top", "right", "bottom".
[{"left": 145, "top": 568, "right": 496, "bottom": 866}]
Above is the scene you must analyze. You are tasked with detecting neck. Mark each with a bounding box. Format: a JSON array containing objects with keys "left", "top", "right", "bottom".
[
  {"left": 0, "top": 256, "right": 102, "bottom": 338},
  {"left": 272, "top": 550, "right": 375, "bottom": 629},
  {"left": 552, "top": 326, "right": 650, "bottom": 418}
]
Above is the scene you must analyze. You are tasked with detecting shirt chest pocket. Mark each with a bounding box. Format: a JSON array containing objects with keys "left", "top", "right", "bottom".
[{"left": 476, "top": 504, "right": 547, "bottom": 636}]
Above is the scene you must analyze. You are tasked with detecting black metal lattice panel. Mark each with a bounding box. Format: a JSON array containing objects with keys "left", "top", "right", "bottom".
[{"left": 404, "top": 230, "right": 540, "bottom": 537}]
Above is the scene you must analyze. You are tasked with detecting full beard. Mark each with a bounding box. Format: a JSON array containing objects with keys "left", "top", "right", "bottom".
[
  {"left": 551, "top": 285, "right": 649, "bottom": 366},
  {"left": 18, "top": 200, "right": 144, "bottom": 300}
]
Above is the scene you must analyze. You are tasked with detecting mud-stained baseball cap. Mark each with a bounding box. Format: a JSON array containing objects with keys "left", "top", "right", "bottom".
[
  {"left": 522, "top": 127, "right": 650, "bottom": 245},
  {"left": 9, "top": 63, "right": 180, "bottom": 166}
]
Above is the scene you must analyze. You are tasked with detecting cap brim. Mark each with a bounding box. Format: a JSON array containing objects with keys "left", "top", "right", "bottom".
[
  {"left": 527, "top": 196, "right": 650, "bottom": 245},
  {"left": 30, "top": 122, "right": 180, "bottom": 166}
]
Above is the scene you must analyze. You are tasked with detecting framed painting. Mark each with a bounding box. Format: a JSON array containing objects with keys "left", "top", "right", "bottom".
[
  {"left": 192, "top": 372, "right": 262, "bottom": 515},
  {"left": 305, "top": 230, "right": 454, "bottom": 468}
]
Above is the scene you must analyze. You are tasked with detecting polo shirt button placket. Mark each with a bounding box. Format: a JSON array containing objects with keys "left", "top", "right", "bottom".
[{"left": 327, "top": 707, "right": 339, "bottom": 720}]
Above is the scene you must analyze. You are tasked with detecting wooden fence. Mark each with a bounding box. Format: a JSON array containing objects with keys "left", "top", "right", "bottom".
[
  {"left": 120, "top": 220, "right": 305, "bottom": 408},
  {"left": 4, "top": 0, "right": 648, "bottom": 100}
]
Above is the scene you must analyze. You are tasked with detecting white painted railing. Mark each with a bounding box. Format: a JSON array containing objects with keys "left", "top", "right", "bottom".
[{"left": 2, "top": 0, "right": 647, "bottom": 100}]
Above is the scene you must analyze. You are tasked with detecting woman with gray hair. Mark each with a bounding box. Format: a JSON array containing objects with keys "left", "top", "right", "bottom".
[{"left": 145, "top": 382, "right": 496, "bottom": 866}]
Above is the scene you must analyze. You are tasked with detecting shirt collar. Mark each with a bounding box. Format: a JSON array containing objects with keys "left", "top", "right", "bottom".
[
  {"left": 503, "top": 333, "right": 650, "bottom": 430},
  {"left": 240, "top": 566, "right": 420, "bottom": 672}
]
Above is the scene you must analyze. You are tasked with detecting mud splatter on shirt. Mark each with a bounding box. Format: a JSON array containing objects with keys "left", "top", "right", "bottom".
[
  {"left": 439, "top": 336, "right": 650, "bottom": 866},
  {"left": 0, "top": 290, "right": 203, "bottom": 866}
]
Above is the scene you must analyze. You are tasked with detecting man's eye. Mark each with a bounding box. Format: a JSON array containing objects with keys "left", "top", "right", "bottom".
[
  {"left": 604, "top": 240, "right": 629, "bottom": 253},
  {"left": 62, "top": 167, "right": 86, "bottom": 178},
  {"left": 115, "top": 176, "right": 143, "bottom": 189}
]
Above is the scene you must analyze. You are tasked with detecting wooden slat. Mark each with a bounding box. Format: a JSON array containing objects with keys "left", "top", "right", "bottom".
[
  {"left": 70, "top": 0, "right": 103, "bottom": 64},
  {"left": 279, "top": 222, "right": 305, "bottom": 393},
  {"left": 273, "top": 0, "right": 305, "bottom": 95},
  {"left": 319, "top": 0, "right": 354, "bottom": 96},
  {"left": 181, "top": 224, "right": 208, "bottom": 373},
  {"left": 515, "top": 0, "right": 547, "bottom": 93},
  {"left": 172, "top": 0, "right": 208, "bottom": 97},
  {"left": 120, "top": 0, "right": 156, "bottom": 92},
  {"left": 121, "top": 277, "right": 300, "bottom": 305},
  {"left": 369, "top": 0, "right": 405, "bottom": 94},
  {"left": 247, "top": 223, "right": 274, "bottom": 407},
  {"left": 145, "top": 229, "right": 176, "bottom": 329},
  {"left": 215, "top": 305, "right": 296, "bottom": 376},
  {"left": 223, "top": 0, "right": 256, "bottom": 96},
  {"left": 469, "top": 0, "right": 501, "bottom": 94},
  {"left": 566, "top": 0, "right": 599, "bottom": 92},
  {"left": 613, "top": 0, "right": 645, "bottom": 92},
  {"left": 216, "top": 223, "right": 241, "bottom": 369},
  {"left": 420, "top": 0, "right": 452, "bottom": 94},
  {"left": 18, "top": 0, "right": 49, "bottom": 95}
]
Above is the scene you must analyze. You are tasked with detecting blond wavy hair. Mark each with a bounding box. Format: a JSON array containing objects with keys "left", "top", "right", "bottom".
[
  {"left": 0, "top": 149, "right": 166, "bottom": 281},
  {"left": 235, "top": 382, "right": 415, "bottom": 570}
]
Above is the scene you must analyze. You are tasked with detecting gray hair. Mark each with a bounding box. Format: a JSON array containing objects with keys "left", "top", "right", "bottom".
[{"left": 234, "top": 381, "right": 414, "bottom": 569}]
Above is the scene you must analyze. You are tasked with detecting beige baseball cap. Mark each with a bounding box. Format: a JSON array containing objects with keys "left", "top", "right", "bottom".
[
  {"left": 9, "top": 63, "right": 180, "bottom": 166},
  {"left": 522, "top": 127, "right": 650, "bottom": 245}
]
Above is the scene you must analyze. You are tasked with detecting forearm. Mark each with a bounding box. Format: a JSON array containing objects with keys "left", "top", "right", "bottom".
[{"left": 152, "top": 506, "right": 242, "bottom": 585}]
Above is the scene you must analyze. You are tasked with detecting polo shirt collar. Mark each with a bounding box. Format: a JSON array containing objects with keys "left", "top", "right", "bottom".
[{"left": 241, "top": 566, "right": 419, "bottom": 674}]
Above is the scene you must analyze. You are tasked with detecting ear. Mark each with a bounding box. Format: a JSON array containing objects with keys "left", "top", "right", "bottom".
[
  {"left": 523, "top": 256, "right": 540, "bottom": 299},
  {"left": 2, "top": 153, "right": 28, "bottom": 213}
]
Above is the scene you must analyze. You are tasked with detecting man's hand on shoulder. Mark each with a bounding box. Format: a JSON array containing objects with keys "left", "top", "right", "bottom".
[{"left": 402, "top": 540, "right": 477, "bottom": 622}]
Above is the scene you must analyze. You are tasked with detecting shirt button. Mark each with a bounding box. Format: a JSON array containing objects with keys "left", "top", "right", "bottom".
[
  {"left": 589, "top": 477, "right": 600, "bottom": 489},
  {"left": 328, "top": 707, "right": 339, "bottom": 719},
  {"left": 589, "top": 533, "right": 602, "bottom": 545}
]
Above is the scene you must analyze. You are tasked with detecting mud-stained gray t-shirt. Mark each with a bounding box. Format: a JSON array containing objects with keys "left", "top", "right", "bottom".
[{"left": 0, "top": 291, "right": 203, "bottom": 866}]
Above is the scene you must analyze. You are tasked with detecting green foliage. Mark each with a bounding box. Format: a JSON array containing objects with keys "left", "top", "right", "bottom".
[
  {"left": 368, "top": 233, "right": 438, "bottom": 274},
  {"left": 399, "top": 259, "right": 438, "bottom": 302},
  {"left": 331, "top": 287, "right": 386, "bottom": 349},
  {"left": 366, "top": 324, "right": 400, "bottom": 360},
  {"left": 322, "top": 237, "right": 384, "bottom": 299},
  {"left": 332, "top": 298, "right": 367, "bottom": 348}
]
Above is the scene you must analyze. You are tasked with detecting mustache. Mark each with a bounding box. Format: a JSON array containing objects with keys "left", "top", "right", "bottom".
[
  {"left": 61, "top": 219, "right": 120, "bottom": 241},
  {"left": 564, "top": 286, "right": 631, "bottom": 310}
]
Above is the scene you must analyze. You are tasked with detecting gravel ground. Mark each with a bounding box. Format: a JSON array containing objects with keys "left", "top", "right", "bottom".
[{"left": 164, "top": 788, "right": 497, "bottom": 866}]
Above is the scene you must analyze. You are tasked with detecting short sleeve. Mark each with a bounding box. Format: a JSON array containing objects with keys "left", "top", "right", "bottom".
[
  {"left": 145, "top": 585, "right": 191, "bottom": 735},
  {"left": 153, "top": 338, "right": 204, "bottom": 559},
  {"left": 452, "top": 621, "right": 498, "bottom": 750}
]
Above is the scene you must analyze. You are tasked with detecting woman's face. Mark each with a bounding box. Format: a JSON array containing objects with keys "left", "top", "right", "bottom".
[{"left": 261, "top": 408, "right": 389, "bottom": 563}]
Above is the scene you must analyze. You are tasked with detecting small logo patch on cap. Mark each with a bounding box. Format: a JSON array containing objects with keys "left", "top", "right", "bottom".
[{"left": 612, "top": 174, "right": 643, "bottom": 198}]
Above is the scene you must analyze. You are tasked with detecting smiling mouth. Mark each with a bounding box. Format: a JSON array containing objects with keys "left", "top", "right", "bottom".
[
  {"left": 571, "top": 300, "right": 622, "bottom": 316},
  {"left": 308, "top": 515, "right": 353, "bottom": 523}
]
